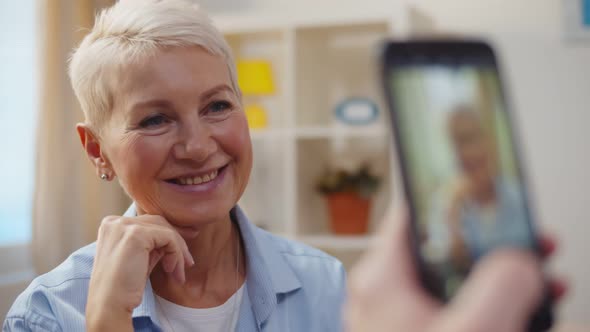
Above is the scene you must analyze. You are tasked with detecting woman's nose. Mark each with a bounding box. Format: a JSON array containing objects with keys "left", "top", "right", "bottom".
[{"left": 173, "top": 120, "right": 216, "bottom": 163}]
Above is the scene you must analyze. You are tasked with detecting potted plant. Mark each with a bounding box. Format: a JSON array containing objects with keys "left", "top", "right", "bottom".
[{"left": 316, "top": 164, "right": 380, "bottom": 235}]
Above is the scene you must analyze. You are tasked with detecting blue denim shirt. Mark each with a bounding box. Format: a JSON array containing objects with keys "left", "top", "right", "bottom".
[
  {"left": 460, "top": 178, "right": 534, "bottom": 260},
  {"left": 3, "top": 205, "right": 346, "bottom": 331}
]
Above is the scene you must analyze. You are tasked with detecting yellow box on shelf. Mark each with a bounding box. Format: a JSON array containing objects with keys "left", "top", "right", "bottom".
[{"left": 237, "top": 59, "right": 276, "bottom": 130}]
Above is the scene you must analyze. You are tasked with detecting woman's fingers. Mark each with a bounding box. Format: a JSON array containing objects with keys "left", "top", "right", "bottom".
[
  {"left": 117, "top": 215, "right": 194, "bottom": 284},
  {"left": 137, "top": 215, "right": 195, "bottom": 267},
  {"left": 345, "top": 205, "right": 440, "bottom": 332},
  {"left": 87, "top": 213, "right": 196, "bottom": 327},
  {"left": 537, "top": 233, "right": 557, "bottom": 258},
  {"left": 160, "top": 253, "right": 176, "bottom": 274},
  {"left": 172, "top": 255, "right": 187, "bottom": 284},
  {"left": 160, "top": 252, "right": 185, "bottom": 283},
  {"left": 148, "top": 249, "right": 165, "bottom": 275},
  {"left": 439, "top": 249, "right": 543, "bottom": 332},
  {"left": 143, "top": 226, "right": 193, "bottom": 283},
  {"left": 174, "top": 228, "right": 195, "bottom": 268},
  {"left": 549, "top": 277, "right": 568, "bottom": 302},
  {"left": 536, "top": 233, "right": 568, "bottom": 301}
]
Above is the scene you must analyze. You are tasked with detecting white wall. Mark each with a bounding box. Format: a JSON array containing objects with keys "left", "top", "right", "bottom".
[
  {"left": 400, "top": 0, "right": 590, "bottom": 324},
  {"left": 206, "top": 0, "right": 590, "bottom": 324}
]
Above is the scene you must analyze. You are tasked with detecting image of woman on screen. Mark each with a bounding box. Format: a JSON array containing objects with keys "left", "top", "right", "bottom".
[
  {"left": 428, "top": 104, "right": 532, "bottom": 280},
  {"left": 441, "top": 105, "right": 533, "bottom": 272}
]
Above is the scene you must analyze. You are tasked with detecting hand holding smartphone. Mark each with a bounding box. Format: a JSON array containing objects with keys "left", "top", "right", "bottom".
[{"left": 380, "top": 40, "right": 554, "bottom": 331}]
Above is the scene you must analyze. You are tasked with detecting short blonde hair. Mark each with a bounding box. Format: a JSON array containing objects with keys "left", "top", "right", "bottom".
[{"left": 68, "top": 0, "right": 238, "bottom": 131}]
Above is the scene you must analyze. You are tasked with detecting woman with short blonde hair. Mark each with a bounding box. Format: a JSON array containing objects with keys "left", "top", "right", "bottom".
[{"left": 4, "top": 1, "right": 345, "bottom": 331}]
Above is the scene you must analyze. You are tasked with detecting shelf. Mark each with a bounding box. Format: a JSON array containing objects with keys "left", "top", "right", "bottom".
[
  {"left": 294, "top": 22, "right": 389, "bottom": 128},
  {"left": 249, "top": 129, "right": 284, "bottom": 140},
  {"left": 298, "top": 234, "right": 374, "bottom": 250},
  {"left": 296, "top": 138, "right": 392, "bottom": 238},
  {"left": 295, "top": 125, "right": 387, "bottom": 139},
  {"left": 214, "top": 12, "right": 392, "bottom": 34},
  {"left": 219, "top": 17, "right": 397, "bottom": 271},
  {"left": 249, "top": 126, "right": 388, "bottom": 140}
]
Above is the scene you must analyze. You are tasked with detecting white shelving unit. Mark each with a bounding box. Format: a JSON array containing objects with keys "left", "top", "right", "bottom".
[{"left": 215, "top": 14, "right": 398, "bottom": 270}]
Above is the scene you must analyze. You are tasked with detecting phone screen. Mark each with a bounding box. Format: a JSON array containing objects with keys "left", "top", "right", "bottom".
[{"left": 386, "top": 52, "right": 536, "bottom": 299}]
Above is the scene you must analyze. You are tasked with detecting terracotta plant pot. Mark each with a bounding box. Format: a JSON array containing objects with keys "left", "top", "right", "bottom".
[{"left": 325, "top": 191, "right": 371, "bottom": 235}]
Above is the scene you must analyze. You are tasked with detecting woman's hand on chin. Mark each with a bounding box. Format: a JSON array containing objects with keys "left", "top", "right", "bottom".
[{"left": 85, "top": 214, "right": 196, "bottom": 332}]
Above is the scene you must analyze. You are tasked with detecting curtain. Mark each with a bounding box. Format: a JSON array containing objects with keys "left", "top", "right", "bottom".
[{"left": 32, "top": 0, "right": 128, "bottom": 274}]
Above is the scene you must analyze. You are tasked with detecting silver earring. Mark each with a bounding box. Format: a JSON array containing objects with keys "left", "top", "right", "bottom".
[{"left": 100, "top": 174, "right": 108, "bottom": 180}]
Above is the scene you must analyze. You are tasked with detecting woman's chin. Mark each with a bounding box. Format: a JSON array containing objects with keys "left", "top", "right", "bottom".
[
  {"left": 163, "top": 205, "right": 233, "bottom": 228},
  {"left": 169, "top": 223, "right": 201, "bottom": 239}
]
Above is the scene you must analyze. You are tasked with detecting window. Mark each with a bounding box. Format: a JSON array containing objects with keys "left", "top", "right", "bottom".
[{"left": 0, "top": 2, "right": 37, "bottom": 249}]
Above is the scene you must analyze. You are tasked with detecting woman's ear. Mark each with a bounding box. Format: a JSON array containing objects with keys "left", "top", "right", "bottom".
[{"left": 76, "top": 123, "right": 113, "bottom": 179}]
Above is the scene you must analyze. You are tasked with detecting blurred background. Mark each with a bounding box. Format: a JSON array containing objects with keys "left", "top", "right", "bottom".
[{"left": 0, "top": 0, "right": 588, "bottom": 330}]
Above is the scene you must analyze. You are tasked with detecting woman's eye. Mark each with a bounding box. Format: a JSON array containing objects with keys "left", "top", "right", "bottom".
[
  {"left": 208, "top": 100, "right": 232, "bottom": 113},
  {"left": 139, "top": 114, "right": 168, "bottom": 128}
]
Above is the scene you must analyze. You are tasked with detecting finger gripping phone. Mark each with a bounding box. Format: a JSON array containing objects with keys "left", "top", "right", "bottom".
[{"left": 381, "top": 40, "right": 553, "bottom": 331}]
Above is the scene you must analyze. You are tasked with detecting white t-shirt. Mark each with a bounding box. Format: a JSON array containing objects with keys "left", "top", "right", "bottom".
[{"left": 155, "top": 283, "right": 245, "bottom": 332}]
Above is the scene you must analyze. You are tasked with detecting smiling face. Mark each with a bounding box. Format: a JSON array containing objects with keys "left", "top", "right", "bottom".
[
  {"left": 88, "top": 46, "right": 252, "bottom": 227},
  {"left": 448, "top": 110, "right": 495, "bottom": 191}
]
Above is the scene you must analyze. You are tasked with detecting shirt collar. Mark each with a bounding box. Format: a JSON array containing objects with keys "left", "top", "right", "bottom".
[
  {"left": 231, "top": 206, "right": 301, "bottom": 327},
  {"left": 122, "top": 203, "right": 302, "bottom": 328}
]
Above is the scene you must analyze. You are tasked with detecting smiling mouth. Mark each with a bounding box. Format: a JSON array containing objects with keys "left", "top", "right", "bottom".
[{"left": 165, "top": 165, "right": 227, "bottom": 186}]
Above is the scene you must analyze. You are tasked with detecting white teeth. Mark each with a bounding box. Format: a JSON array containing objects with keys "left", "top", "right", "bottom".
[{"left": 175, "top": 168, "right": 221, "bottom": 186}]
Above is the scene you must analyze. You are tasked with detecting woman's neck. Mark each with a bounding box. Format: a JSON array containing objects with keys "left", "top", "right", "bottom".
[
  {"left": 150, "top": 215, "right": 246, "bottom": 308},
  {"left": 471, "top": 178, "right": 496, "bottom": 205}
]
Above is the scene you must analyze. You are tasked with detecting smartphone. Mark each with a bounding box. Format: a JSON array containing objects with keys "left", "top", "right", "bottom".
[{"left": 381, "top": 40, "right": 553, "bottom": 331}]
